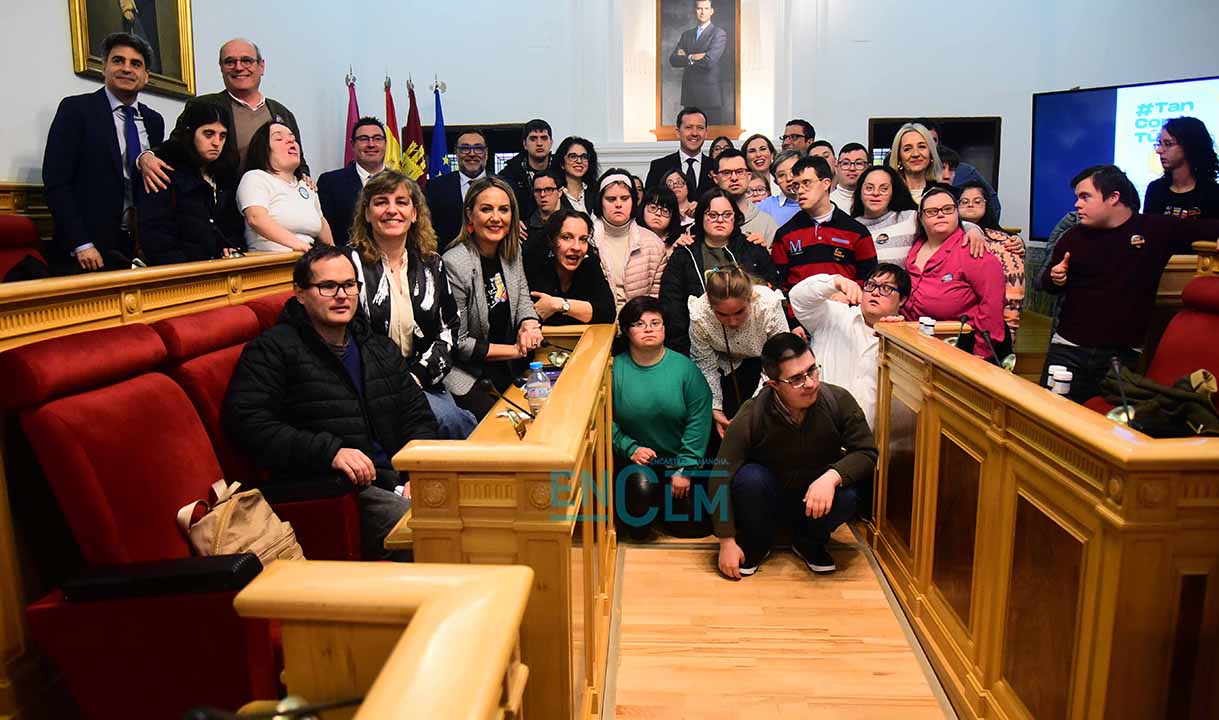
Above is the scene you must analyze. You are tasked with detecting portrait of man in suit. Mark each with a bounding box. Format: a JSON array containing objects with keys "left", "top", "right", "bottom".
[
  {"left": 660, "top": 0, "right": 736, "bottom": 127},
  {"left": 72, "top": 0, "right": 193, "bottom": 97}
]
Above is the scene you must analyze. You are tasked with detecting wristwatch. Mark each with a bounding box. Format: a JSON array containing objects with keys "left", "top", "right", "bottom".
[{"left": 560, "top": 299, "right": 571, "bottom": 314}]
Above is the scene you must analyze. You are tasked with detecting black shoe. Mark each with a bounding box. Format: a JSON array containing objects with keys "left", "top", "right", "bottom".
[
  {"left": 792, "top": 540, "right": 836, "bottom": 574},
  {"left": 738, "top": 549, "right": 771, "bottom": 576}
]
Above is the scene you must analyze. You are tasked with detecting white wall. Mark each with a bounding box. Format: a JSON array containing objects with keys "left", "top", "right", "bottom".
[
  {"left": 3, "top": 0, "right": 1218, "bottom": 232},
  {"left": 782, "top": 0, "right": 1219, "bottom": 229}
]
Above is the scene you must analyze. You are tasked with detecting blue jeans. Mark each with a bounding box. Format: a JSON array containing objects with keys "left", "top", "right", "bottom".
[
  {"left": 730, "top": 463, "right": 861, "bottom": 562},
  {"left": 425, "top": 387, "right": 478, "bottom": 439}
]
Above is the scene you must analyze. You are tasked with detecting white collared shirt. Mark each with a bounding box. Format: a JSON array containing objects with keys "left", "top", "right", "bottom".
[
  {"left": 227, "top": 90, "right": 266, "bottom": 112},
  {"left": 788, "top": 273, "right": 881, "bottom": 430},
  {"left": 355, "top": 163, "right": 383, "bottom": 186},
  {"left": 678, "top": 150, "right": 701, "bottom": 185},
  {"left": 460, "top": 170, "right": 486, "bottom": 201}
]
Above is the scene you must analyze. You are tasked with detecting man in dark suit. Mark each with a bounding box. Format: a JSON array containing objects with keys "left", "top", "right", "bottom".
[
  {"left": 668, "top": 0, "right": 728, "bottom": 125},
  {"left": 317, "top": 116, "right": 387, "bottom": 247},
  {"left": 43, "top": 32, "right": 164, "bottom": 273},
  {"left": 424, "top": 129, "right": 491, "bottom": 248},
  {"left": 645, "top": 107, "right": 715, "bottom": 200},
  {"left": 138, "top": 38, "right": 308, "bottom": 192}
]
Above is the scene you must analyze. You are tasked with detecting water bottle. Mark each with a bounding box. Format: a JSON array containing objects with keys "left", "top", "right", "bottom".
[{"left": 524, "top": 361, "right": 552, "bottom": 416}]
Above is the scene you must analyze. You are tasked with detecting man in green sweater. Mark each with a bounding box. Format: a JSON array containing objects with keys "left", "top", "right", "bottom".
[{"left": 714, "top": 333, "right": 877, "bottom": 579}]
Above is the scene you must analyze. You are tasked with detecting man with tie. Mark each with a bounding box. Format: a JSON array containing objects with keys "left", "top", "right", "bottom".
[
  {"left": 645, "top": 107, "right": 715, "bottom": 199},
  {"left": 43, "top": 32, "right": 165, "bottom": 273},
  {"left": 425, "top": 129, "right": 491, "bottom": 247},
  {"left": 317, "top": 116, "right": 387, "bottom": 247},
  {"left": 668, "top": 0, "right": 729, "bottom": 125}
]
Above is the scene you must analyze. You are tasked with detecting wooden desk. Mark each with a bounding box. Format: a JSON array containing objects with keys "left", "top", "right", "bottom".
[
  {"left": 871, "top": 323, "right": 1219, "bottom": 720},
  {"left": 393, "top": 324, "right": 617, "bottom": 720}
]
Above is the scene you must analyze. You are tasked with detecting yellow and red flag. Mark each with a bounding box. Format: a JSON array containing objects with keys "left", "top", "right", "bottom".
[
  {"left": 383, "top": 76, "right": 403, "bottom": 173},
  {"left": 401, "top": 78, "right": 428, "bottom": 186}
]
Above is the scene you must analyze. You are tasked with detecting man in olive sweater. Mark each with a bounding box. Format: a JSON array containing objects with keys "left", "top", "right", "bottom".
[{"left": 714, "top": 333, "right": 877, "bottom": 579}]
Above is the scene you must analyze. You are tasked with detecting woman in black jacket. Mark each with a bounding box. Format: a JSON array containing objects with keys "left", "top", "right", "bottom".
[
  {"left": 347, "top": 169, "right": 476, "bottom": 439},
  {"left": 658, "top": 187, "right": 778, "bottom": 355},
  {"left": 137, "top": 103, "right": 242, "bottom": 265},
  {"left": 524, "top": 209, "right": 615, "bottom": 326}
]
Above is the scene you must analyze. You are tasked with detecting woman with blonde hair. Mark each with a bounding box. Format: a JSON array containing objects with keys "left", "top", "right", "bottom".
[
  {"left": 688, "top": 265, "right": 787, "bottom": 438},
  {"left": 441, "top": 176, "right": 544, "bottom": 419},
  {"left": 887, "top": 123, "right": 942, "bottom": 204},
  {"left": 348, "top": 169, "right": 475, "bottom": 438}
]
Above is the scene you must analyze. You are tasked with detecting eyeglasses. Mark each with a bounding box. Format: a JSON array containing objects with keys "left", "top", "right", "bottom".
[
  {"left": 779, "top": 133, "right": 806, "bottom": 142},
  {"left": 456, "top": 144, "right": 487, "bottom": 155},
  {"left": 1154, "top": 139, "right": 1178, "bottom": 149},
  {"left": 533, "top": 186, "right": 560, "bottom": 195},
  {"left": 311, "top": 280, "right": 362, "bottom": 297},
  {"left": 354, "top": 134, "right": 386, "bottom": 145},
  {"left": 777, "top": 364, "right": 820, "bottom": 388},
  {"left": 717, "top": 168, "right": 750, "bottom": 178},
  {"left": 565, "top": 152, "right": 590, "bottom": 163},
  {"left": 644, "top": 203, "right": 672, "bottom": 218},
  {"left": 839, "top": 160, "right": 869, "bottom": 169},
  {"left": 220, "top": 56, "right": 259, "bottom": 69},
  {"left": 921, "top": 205, "right": 957, "bottom": 218},
  {"left": 630, "top": 320, "right": 664, "bottom": 330},
  {"left": 705, "top": 211, "right": 735, "bottom": 222},
  {"left": 862, "top": 281, "right": 899, "bottom": 296},
  {"left": 747, "top": 187, "right": 769, "bottom": 197},
  {"left": 794, "top": 178, "right": 827, "bottom": 192},
  {"left": 665, "top": 178, "right": 687, "bottom": 189}
]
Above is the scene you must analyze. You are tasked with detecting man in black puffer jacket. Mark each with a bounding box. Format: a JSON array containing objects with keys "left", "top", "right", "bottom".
[{"left": 225, "top": 245, "right": 438, "bottom": 559}]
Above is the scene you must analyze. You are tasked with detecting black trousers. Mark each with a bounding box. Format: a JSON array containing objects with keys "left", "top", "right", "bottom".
[
  {"left": 615, "top": 463, "right": 711, "bottom": 540},
  {"left": 1040, "top": 344, "right": 1139, "bottom": 404}
]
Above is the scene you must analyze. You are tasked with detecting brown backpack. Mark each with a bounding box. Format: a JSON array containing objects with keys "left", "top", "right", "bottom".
[{"left": 177, "top": 480, "right": 305, "bottom": 565}]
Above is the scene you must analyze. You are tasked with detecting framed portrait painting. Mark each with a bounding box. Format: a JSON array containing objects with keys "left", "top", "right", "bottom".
[
  {"left": 655, "top": 0, "right": 741, "bottom": 140},
  {"left": 69, "top": 0, "right": 196, "bottom": 99}
]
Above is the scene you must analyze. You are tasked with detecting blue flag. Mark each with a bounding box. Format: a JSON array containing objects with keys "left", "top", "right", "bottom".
[{"left": 429, "top": 87, "right": 449, "bottom": 178}]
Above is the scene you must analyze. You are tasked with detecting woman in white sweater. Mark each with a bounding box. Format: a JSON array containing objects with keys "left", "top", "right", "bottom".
[{"left": 687, "top": 265, "right": 787, "bottom": 438}]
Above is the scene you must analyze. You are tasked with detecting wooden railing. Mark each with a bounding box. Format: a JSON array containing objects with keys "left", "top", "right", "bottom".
[
  {"left": 235, "top": 561, "right": 533, "bottom": 720},
  {"left": 871, "top": 322, "right": 1219, "bottom": 720},
  {"left": 392, "top": 324, "right": 618, "bottom": 720},
  {"left": 0, "top": 253, "right": 298, "bottom": 351}
]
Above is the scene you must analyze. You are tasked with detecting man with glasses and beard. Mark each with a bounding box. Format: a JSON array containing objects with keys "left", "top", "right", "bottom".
[
  {"left": 317, "top": 116, "right": 387, "bottom": 247},
  {"left": 788, "top": 264, "right": 911, "bottom": 430},
  {"left": 713, "top": 333, "right": 876, "bottom": 580},
  {"left": 425, "top": 129, "right": 492, "bottom": 245},
  {"left": 225, "top": 245, "right": 438, "bottom": 560}
]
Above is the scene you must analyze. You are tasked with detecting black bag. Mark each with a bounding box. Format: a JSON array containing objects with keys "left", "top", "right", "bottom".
[{"left": 1101, "top": 368, "right": 1219, "bottom": 438}]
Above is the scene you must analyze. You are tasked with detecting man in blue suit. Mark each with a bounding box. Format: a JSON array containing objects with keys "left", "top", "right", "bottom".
[
  {"left": 43, "top": 32, "right": 165, "bottom": 273},
  {"left": 318, "top": 117, "right": 387, "bottom": 247},
  {"left": 669, "top": 0, "right": 728, "bottom": 125},
  {"left": 425, "top": 129, "right": 491, "bottom": 248}
]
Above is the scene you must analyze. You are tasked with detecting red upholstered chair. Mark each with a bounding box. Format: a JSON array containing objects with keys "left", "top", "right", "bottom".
[
  {"left": 1086, "top": 275, "right": 1219, "bottom": 414},
  {"left": 151, "top": 305, "right": 362, "bottom": 561},
  {"left": 0, "top": 325, "right": 277, "bottom": 720},
  {"left": 244, "top": 290, "right": 294, "bottom": 329},
  {"left": 0, "top": 214, "right": 47, "bottom": 280}
]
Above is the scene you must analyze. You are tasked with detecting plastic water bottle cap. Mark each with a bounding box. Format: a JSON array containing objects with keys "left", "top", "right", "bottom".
[{"left": 529, "top": 361, "right": 543, "bottom": 369}]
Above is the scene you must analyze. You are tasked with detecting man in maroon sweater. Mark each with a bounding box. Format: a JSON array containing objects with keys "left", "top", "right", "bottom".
[{"left": 1039, "top": 164, "right": 1219, "bottom": 402}]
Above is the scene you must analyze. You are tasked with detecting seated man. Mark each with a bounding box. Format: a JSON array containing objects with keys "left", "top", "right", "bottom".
[
  {"left": 713, "top": 333, "right": 877, "bottom": 579},
  {"left": 224, "top": 245, "right": 438, "bottom": 559},
  {"left": 788, "top": 264, "right": 911, "bottom": 430}
]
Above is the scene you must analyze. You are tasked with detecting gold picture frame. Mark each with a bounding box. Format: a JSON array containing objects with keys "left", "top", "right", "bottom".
[
  {"left": 653, "top": 0, "right": 742, "bottom": 141},
  {"left": 68, "top": 0, "right": 196, "bottom": 99}
]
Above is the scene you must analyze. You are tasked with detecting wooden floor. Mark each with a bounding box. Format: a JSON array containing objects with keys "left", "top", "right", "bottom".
[{"left": 604, "top": 527, "right": 952, "bottom": 719}]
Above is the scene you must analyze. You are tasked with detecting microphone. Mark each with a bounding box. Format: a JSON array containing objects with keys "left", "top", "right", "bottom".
[
  {"left": 478, "top": 378, "right": 534, "bottom": 420},
  {"left": 1107, "top": 356, "right": 1136, "bottom": 425},
  {"left": 952, "top": 314, "right": 969, "bottom": 347},
  {"left": 977, "top": 329, "right": 1000, "bottom": 366}
]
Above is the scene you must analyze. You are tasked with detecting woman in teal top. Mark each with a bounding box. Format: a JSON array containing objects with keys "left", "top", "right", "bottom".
[{"left": 612, "top": 296, "right": 713, "bottom": 540}]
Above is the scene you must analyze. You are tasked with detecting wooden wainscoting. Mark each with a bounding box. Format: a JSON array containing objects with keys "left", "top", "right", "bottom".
[{"left": 872, "top": 322, "right": 1219, "bottom": 720}]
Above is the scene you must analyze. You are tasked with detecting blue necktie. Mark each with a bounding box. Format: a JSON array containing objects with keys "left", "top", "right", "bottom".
[
  {"left": 696, "top": 26, "right": 703, "bottom": 42},
  {"left": 120, "top": 105, "right": 141, "bottom": 177}
]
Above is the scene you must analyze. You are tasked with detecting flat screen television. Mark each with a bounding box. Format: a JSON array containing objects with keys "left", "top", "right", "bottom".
[{"left": 1029, "top": 75, "right": 1219, "bottom": 241}]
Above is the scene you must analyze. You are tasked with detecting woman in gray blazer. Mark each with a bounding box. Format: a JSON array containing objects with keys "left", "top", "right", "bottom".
[{"left": 441, "top": 176, "right": 543, "bottom": 419}]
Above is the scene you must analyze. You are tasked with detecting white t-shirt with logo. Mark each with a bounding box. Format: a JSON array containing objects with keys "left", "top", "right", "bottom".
[{"left": 237, "top": 170, "right": 323, "bottom": 252}]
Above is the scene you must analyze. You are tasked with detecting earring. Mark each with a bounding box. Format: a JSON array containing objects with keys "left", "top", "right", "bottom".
[{"left": 467, "top": 222, "right": 475, "bottom": 234}]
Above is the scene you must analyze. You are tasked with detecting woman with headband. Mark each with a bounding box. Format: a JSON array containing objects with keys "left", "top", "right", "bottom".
[{"left": 591, "top": 168, "right": 668, "bottom": 315}]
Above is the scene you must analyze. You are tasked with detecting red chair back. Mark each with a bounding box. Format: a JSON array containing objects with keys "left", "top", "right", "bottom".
[
  {"left": 244, "top": 291, "right": 294, "bottom": 329},
  {"left": 1146, "top": 276, "right": 1219, "bottom": 385},
  {"left": 0, "top": 214, "right": 46, "bottom": 279}
]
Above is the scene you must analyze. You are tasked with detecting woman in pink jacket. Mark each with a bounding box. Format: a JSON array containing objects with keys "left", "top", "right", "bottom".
[{"left": 592, "top": 168, "right": 668, "bottom": 315}]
